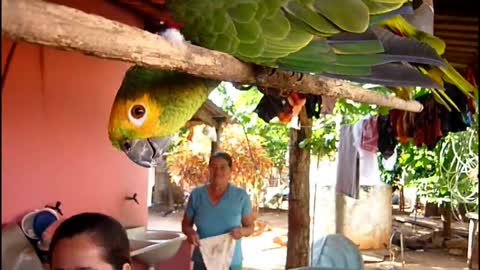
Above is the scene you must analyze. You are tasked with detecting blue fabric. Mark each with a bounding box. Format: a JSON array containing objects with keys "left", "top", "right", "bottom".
[{"left": 186, "top": 183, "right": 252, "bottom": 266}]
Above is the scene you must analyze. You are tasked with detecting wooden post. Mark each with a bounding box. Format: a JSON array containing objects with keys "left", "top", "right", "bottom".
[
  {"left": 441, "top": 202, "right": 452, "bottom": 238},
  {"left": 399, "top": 185, "right": 405, "bottom": 212},
  {"left": 470, "top": 232, "right": 479, "bottom": 270},
  {"left": 154, "top": 164, "right": 174, "bottom": 209},
  {"left": 286, "top": 108, "right": 312, "bottom": 269},
  {"left": 1, "top": 0, "right": 424, "bottom": 112},
  {"left": 211, "top": 120, "right": 224, "bottom": 155}
]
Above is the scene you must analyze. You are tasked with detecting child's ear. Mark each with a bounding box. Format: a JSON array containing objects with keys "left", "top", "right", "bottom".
[{"left": 122, "top": 263, "right": 132, "bottom": 270}]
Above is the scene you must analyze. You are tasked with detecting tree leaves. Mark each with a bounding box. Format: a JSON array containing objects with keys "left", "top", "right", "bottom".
[{"left": 166, "top": 123, "right": 273, "bottom": 216}]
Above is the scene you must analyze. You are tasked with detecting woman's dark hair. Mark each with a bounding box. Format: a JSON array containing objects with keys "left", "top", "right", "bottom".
[
  {"left": 210, "top": 151, "right": 233, "bottom": 168},
  {"left": 48, "top": 212, "right": 131, "bottom": 269}
]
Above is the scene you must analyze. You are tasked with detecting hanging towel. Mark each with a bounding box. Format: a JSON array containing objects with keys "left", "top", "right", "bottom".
[
  {"left": 352, "top": 119, "right": 382, "bottom": 186},
  {"left": 361, "top": 116, "right": 379, "bottom": 153},
  {"left": 199, "top": 233, "right": 236, "bottom": 270},
  {"left": 336, "top": 125, "right": 360, "bottom": 199}
]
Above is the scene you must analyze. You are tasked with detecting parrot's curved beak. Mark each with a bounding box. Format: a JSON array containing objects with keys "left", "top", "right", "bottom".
[{"left": 120, "top": 137, "right": 172, "bottom": 168}]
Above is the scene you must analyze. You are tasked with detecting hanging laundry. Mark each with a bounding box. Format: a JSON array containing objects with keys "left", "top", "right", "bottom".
[
  {"left": 440, "top": 83, "right": 472, "bottom": 134},
  {"left": 336, "top": 125, "right": 360, "bottom": 199},
  {"left": 361, "top": 78, "right": 474, "bottom": 157},
  {"left": 254, "top": 94, "right": 288, "bottom": 123},
  {"left": 414, "top": 95, "right": 442, "bottom": 149},
  {"left": 361, "top": 116, "right": 379, "bottom": 153},
  {"left": 353, "top": 118, "right": 382, "bottom": 186},
  {"left": 382, "top": 147, "right": 398, "bottom": 171},
  {"left": 278, "top": 92, "right": 306, "bottom": 123},
  {"left": 255, "top": 92, "right": 307, "bottom": 123},
  {"left": 377, "top": 115, "right": 397, "bottom": 159},
  {"left": 305, "top": 94, "right": 322, "bottom": 119},
  {"left": 404, "top": 110, "right": 416, "bottom": 138}
]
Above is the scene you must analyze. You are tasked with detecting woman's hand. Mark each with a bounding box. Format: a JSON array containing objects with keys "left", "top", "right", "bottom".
[
  {"left": 186, "top": 230, "right": 200, "bottom": 246},
  {"left": 230, "top": 227, "right": 244, "bottom": 240},
  {"left": 182, "top": 214, "right": 200, "bottom": 247}
]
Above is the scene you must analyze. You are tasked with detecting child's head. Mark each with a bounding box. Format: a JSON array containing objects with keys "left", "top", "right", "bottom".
[{"left": 48, "top": 212, "right": 131, "bottom": 270}]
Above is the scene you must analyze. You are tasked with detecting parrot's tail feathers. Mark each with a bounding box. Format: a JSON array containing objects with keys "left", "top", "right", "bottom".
[
  {"left": 369, "top": 3, "right": 414, "bottom": 25},
  {"left": 380, "top": 15, "right": 446, "bottom": 55},
  {"left": 440, "top": 60, "right": 477, "bottom": 97},
  {"left": 323, "top": 63, "right": 444, "bottom": 89},
  {"left": 326, "top": 28, "right": 385, "bottom": 54},
  {"left": 372, "top": 27, "right": 446, "bottom": 67},
  {"left": 276, "top": 29, "right": 386, "bottom": 74},
  {"left": 276, "top": 38, "right": 336, "bottom": 73}
]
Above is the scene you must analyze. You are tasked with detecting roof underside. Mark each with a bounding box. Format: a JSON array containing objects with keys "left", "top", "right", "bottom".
[
  {"left": 189, "top": 100, "right": 230, "bottom": 128},
  {"left": 433, "top": 0, "right": 478, "bottom": 72}
]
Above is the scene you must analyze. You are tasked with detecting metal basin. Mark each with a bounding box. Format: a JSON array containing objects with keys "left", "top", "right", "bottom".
[{"left": 126, "top": 227, "right": 186, "bottom": 267}]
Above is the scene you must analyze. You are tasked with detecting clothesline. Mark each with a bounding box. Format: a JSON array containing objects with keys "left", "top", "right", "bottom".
[{"left": 334, "top": 84, "right": 476, "bottom": 200}]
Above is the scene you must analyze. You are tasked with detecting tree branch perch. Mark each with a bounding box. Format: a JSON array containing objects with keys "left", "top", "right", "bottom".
[{"left": 2, "top": 0, "right": 424, "bottom": 112}]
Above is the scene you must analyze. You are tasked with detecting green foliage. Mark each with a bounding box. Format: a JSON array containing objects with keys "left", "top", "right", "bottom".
[
  {"left": 399, "top": 143, "right": 438, "bottom": 187},
  {"left": 300, "top": 114, "right": 339, "bottom": 161},
  {"left": 215, "top": 83, "right": 290, "bottom": 171},
  {"left": 436, "top": 117, "right": 478, "bottom": 207}
]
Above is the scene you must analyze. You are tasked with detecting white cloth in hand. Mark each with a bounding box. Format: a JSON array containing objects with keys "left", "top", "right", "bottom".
[{"left": 199, "top": 233, "right": 236, "bottom": 270}]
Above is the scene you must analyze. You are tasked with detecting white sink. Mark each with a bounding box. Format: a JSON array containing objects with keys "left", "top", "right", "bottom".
[{"left": 126, "top": 227, "right": 186, "bottom": 268}]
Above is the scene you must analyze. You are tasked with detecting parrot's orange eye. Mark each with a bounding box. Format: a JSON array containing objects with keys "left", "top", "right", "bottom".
[
  {"left": 128, "top": 103, "right": 147, "bottom": 127},
  {"left": 131, "top": 105, "right": 146, "bottom": 119}
]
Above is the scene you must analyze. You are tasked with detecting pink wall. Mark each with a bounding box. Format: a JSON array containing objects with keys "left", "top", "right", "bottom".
[
  {"left": 1, "top": 37, "right": 148, "bottom": 226},
  {"left": 1, "top": 0, "right": 191, "bottom": 269}
]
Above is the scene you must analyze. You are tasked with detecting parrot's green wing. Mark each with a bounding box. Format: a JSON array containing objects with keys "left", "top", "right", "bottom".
[{"left": 167, "top": 0, "right": 445, "bottom": 87}]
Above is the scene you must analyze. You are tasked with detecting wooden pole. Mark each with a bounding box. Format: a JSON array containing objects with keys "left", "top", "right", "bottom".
[
  {"left": 286, "top": 108, "right": 312, "bottom": 269},
  {"left": 2, "top": 0, "right": 424, "bottom": 112},
  {"left": 441, "top": 202, "right": 452, "bottom": 238},
  {"left": 210, "top": 120, "right": 224, "bottom": 155}
]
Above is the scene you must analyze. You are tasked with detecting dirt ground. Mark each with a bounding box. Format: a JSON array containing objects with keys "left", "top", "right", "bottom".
[{"left": 147, "top": 207, "right": 469, "bottom": 270}]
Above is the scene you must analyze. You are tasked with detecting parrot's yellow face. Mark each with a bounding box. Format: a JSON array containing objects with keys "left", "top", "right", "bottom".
[
  {"left": 108, "top": 90, "right": 173, "bottom": 168},
  {"left": 108, "top": 93, "right": 162, "bottom": 149},
  {"left": 107, "top": 66, "right": 218, "bottom": 168}
]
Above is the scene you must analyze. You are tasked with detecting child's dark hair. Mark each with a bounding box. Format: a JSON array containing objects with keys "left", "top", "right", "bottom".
[
  {"left": 48, "top": 212, "right": 131, "bottom": 269},
  {"left": 210, "top": 151, "right": 233, "bottom": 168}
]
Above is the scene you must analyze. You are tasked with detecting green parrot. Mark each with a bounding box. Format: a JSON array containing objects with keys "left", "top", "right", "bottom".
[{"left": 108, "top": 0, "right": 450, "bottom": 167}]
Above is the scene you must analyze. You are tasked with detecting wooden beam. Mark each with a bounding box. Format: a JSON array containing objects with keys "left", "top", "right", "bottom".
[
  {"left": 435, "top": 15, "right": 479, "bottom": 23},
  {"left": 2, "top": 0, "right": 424, "bottom": 112},
  {"left": 445, "top": 46, "right": 478, "bottom": 54},
  {"left": 434, "top": 31, "right": 478, "bottom": 41},
  {"left": 435, "top": 24, "right": 478, "bottom": 32},
  {"left": 444, "top": 39, "right": 479, "bottom": 48}
]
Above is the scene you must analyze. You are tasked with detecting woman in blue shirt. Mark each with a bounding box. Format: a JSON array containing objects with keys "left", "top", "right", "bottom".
[{"left": 181, "top": 152, "right": 255, "bottom": 270}]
